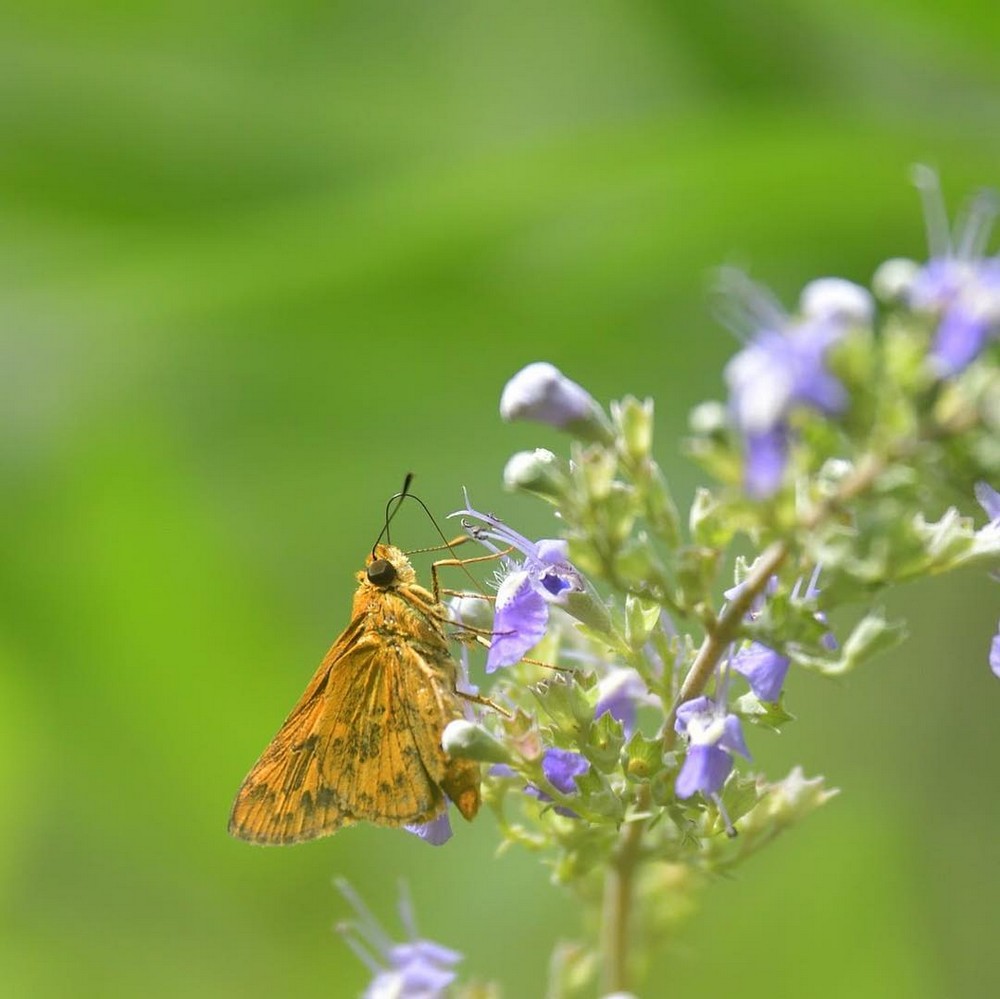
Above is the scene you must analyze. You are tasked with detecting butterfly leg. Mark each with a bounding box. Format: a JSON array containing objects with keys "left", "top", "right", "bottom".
[
  {"left": 455, "top": 689, "right": 513, "bottom": 718},
  {"left": 430, "top": 547, "right": 511, "bottom": 603}
]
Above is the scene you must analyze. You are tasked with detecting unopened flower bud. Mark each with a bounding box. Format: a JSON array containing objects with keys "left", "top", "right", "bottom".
[
  {"left": 442, "top": 720, "right": 511, "bottom": 764},
  {"left": 799, "top": 277, "right": 874, "bottom": 325},
  {"left": 689, "top": 400, "right": 730, "bottom": 436},
  {"left": 611, "top": 395, "right": 654, "bottom": 461},
  {"left": 500, "top": 362, "right": 613, "bottom": 443},
  {"left": 502, "top": 448, "right": 569, "bottom": 503},
  {"left": 872, "top": 258, "right": 920, "bottom": 304}
]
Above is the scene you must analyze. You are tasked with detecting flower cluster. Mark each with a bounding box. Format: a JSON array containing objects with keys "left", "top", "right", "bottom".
[{"left": 333, "top": 168, "right": 999, "bottom": 999}]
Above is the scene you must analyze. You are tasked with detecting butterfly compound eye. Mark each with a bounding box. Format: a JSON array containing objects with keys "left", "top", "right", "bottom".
[{"left": 366, "top": 558, "right": 397, "bottom": 587}]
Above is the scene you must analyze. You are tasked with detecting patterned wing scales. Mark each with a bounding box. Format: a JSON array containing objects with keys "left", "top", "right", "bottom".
[
  {"left": 229, "top": 630, "right": 445, "bottom": 845},
  {"left": 398, "top": 644, "right": 482, "bottom": 823}
]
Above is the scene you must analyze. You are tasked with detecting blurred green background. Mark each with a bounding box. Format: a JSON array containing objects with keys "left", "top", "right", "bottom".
[{"left": 2, "top": 2, "right": 999, "bottom": 996}]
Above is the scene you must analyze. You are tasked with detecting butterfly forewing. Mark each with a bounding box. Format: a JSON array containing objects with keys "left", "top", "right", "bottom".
[{"left": 228, "top": 544, "right": 480, "bottom": 845}]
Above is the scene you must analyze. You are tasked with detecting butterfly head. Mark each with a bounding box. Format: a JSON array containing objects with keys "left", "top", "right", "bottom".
[{"left": 364, "top": 544, "right": 416, "bottom": 590}]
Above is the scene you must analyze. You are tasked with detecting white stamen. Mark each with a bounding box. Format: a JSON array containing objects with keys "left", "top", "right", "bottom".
[
  {"left": 713, "top": 267, "right": 788, "bottom": 341},
  {"left": 911, "top": 164, "right": 952, "bottom": 259},
  {"left": 334, "top": 878, "right": 394, "bottom": 957},
  {"left": 955, "top": 189, "right": 1000, "bottom": 260}
]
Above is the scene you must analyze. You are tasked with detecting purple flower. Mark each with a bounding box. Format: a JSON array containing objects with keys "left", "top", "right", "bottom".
[
  {"left": 720, "top": 271, "right": 852, "bottom": 498},
  {"left": 541, "top": 747, "right": 590, "bottom": 794},
  {"left": 336, "top": 880, "right": 462, "bottom": 999},
  {"left": 594, "top": 667, "right": 650, "bottom": 737},
  {"left": 732, "top": 642, "right": 790, "bottom": 702},
  {"left": 727, "top": 565, "right": 835, "bottom": 700},
  {"left": 907, "top": 166, "right": 1000, "bottom": 377},
  {"left": 452, "top": 495, "right": 583, "bottom": 672},
  {"left": 725, "top": 325, "right": 847, "bottom": 437},
  {"left": 674, "top": 696, "right": 751, "bottom": 800},
  {"left": 528, "top": 748, "right": 589, "bottom": 817},
  {"left": 490, "top": 749, "right": 589, "bottom": 818},
  {"left": 744, "top": 428, "right": 790, "bottom": 499},
  {"left": 367, "top": 942, "right": 461, "bottom": 998},
  {"left": 990, "top": 621, "right": 1000, "bottom": 680}
]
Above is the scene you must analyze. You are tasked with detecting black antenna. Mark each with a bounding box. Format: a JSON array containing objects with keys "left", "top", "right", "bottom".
[
  {"left": 372, "top": 472, "right": 415, "bottom": 558},
  {"left": 370, "top": 476, "right": 485, "bottom": 590}
]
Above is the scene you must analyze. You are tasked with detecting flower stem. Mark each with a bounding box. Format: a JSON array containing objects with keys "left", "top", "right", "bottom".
[
  {"left": 663, "top": 449, "right": 891, "bottom": 750},
  {"left": 600, "top": 786, "right": 650, "bottom": 994},
  {"left": 664, "top": 540, "right": 788, "bottom": 747}
]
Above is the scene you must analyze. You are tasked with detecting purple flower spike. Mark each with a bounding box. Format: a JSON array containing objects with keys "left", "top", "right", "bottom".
[
  {"left": 674, "top": 696, "right": 751, "bottom": 800},
  {"left": 732, "top": 642, "right": 791, "bottom": 702},
  {"left": 452, "top": 494, "right": 584, "bottom": 671}
]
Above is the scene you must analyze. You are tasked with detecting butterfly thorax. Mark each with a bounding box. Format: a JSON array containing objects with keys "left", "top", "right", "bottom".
[{"left": 353, "top": 544, "right": 449, "bottom": 650}]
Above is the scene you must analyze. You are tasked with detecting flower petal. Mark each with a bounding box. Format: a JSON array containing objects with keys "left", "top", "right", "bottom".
[
  {"left": 674, "top": 695, "right": 713, "bottom": 734},
  {"left": 675, "top": 744, "right": 733, "bottom": 799},
  {"left": 486, "top": 571, "right": 549, "bottom": 672},
  {"left": 404, "top": 811, "right": 453, "bottom": 847},
  {"left": 733, "top": 641, "right": 791, "bottom": 702},
  {"left": 541, "top": 748, "right": 590, "bottom": 794},
  {"left": 930, "top": 306, "right": 991, "bottom": 376},
  {"left": 975, "top": 482, "right": 1000, "bottom": 522},
  {"left": 744, "top": 427, "right": 789, "bottom": 499},
  {"left": 720, "top": 714, "right": 752, "bottom": 760}
]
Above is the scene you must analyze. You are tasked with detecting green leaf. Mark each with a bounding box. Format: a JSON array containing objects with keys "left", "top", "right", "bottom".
[{"left": 734, "top": 692, "right": 796, "bottom": 731}]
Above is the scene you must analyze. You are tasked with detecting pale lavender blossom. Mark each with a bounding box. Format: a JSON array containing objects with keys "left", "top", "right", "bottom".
[
  {"left": 337, "top": 880, "right": 462, "bottom": 999},
  {"left": 720, "top": 271, "right": 852, "bottom": 498},
  {"left": 452, "top": 495, "right": 583, "bottom": 672},
  {"left": 674, "top": 695, "right": 751, "bottom": 799},
  {"left": 728, "top": 567, "right": 835, "bottom": 701},
  {"left": 491, "top": 748, "right": 590, "bottom": 818},
  {"left": 744, "top": 428, "right": 790, "bottom": 499},
  {"left": 732, "top": 642, "right": 790, "bottom": 702},
  {"left": 990, "top": 622, "right": 1000, "bottom": 680},
  {"left": 907, "top": 166, "right": 1000, "bottom": 377}
]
